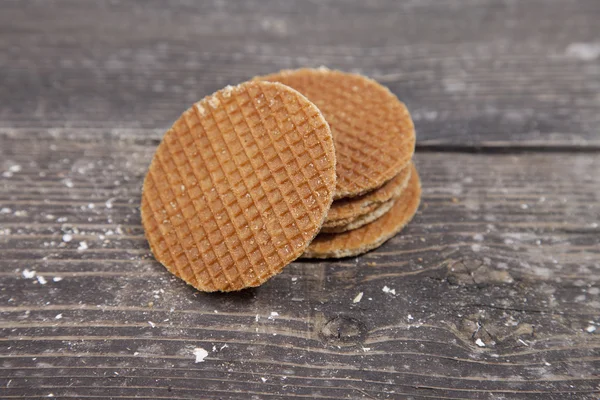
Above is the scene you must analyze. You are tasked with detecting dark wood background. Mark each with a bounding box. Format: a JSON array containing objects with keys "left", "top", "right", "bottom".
[{"left": 1, "top": 0, "right": 599, "bottom": 399}]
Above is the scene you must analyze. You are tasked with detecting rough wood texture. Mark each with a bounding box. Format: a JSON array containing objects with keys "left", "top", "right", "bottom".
[
  {"left": 1, "top": 0, "right": 600, "bottom": 399},
  {"left": 1, "top": 0, "right": 599, "bottom": 147},
  {"left": 2, "top": 134, "right": 600, "bottom": 399}
]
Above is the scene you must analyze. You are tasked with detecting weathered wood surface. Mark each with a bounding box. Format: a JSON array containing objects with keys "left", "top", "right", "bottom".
[
  {"left": 2, "top": 134, "right": 600, "bottom": 399},
  {"left": 1, "top": 0, "right": 599, "bottom": 147},
  {"left": 1, "top": 0, "right": 600, "bottom": 399}
]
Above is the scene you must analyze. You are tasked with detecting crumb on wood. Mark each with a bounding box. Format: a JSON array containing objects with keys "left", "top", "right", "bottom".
[
  {"left": 382, "top": 286, "right": 396, "bottom": 295},
  {"left": 353, "top": 292, "right": 363, "bottom": 303},
  {"left": 193, "top": 347, "right": 209, "bottom": 363},
  {"left": 22, "top": 269, "right": 36, "bottom": 279}
]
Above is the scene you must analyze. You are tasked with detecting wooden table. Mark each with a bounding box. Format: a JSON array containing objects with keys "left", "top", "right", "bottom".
[{"left": 2, "top": 1, "right": 599, "bottom": 398}]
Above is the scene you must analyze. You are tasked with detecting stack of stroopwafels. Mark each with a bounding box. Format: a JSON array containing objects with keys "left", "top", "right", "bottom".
[
  {"left": 256, "top": 68, "right": 420, "bottom": 259},
  {"left": 141, "top": 68, "right": 420, "bottom": 292}
]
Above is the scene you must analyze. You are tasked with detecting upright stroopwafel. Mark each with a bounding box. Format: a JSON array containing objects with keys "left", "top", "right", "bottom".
[
  {"left": 141, "top": 81, "right": 336, "bottom": 292},
  {"left": 303, "top": 163, "right": 421, "bottom": 259},
  {"left": 256, "top": 68, "right": 415, "bottom": 199},
  {"left": 324, "top": 162, "right": 413, "bottom": 229}
]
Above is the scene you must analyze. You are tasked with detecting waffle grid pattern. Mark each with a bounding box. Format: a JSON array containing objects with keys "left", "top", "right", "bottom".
[
  {"left": 141, "top": 81, "right": 336, "bottom": 291},
  {"left": 303, "top": 164, "right": 421, "bottom": 259},
  {"left": 258, "top": 69, "right": 416, "bottom": 199}
]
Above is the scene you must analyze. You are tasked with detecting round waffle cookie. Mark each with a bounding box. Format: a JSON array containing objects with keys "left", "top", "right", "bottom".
[
  {"left": 256, "top": 68, "right": 415, "bottom": 199},
  {"left": 302, "top": 164, "right": 421, "bottom": 259},
  {"left": 324, "top": 162, "right": 413, "bottom": 229},
  {"left": 141, "top": 81, "right": 336, "bottom": 292}
]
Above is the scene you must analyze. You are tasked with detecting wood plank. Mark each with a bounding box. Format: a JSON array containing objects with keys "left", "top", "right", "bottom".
[
  {"left": 1, "top": 0, "right": 599, "bottom": 146},
  {"left": 1, "top": 132, "right": 599, "bottom": 399}
]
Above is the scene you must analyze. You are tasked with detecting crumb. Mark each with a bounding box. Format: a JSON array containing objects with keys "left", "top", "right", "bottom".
[
  {"left": 222, "top": 85, "right": 234, "bottom": 98},
  {"left": 22, "top": 269, "right": 36, "bottom": 279},
  {"left": 585, "top": 325, "right": 596, "bottom": 333},
  {"left": 367, "top": 262, "right": 377, "bottom": 267},
  {"left": 53, "top": 277, "right": 63, "bottom": 282},
  {"left": 62, "top": 234, "right": 73, "bottom": 243},
  {"left": 147, "top": 321, "right": 156, "bottom": 328},
  {"left": 382, "top": 286, "right": 396, "bottom": 295},
  {"left": 193, "top": 347, "right": 209, "bottom": 363},
  {"left": 37, "top": 276, "right": 47, "bottom": 285},
  {"left": 475, "top": 338, "right": 486, "bottom": 347},
  {"left": 353, "top": 292, "right": 363, "bottom": 303},
  {"left": 55, "top": 314, "right": 62, "bottom": 320},
  {"left": 77, "top": 241, "right": 88, "bottom": 251}
]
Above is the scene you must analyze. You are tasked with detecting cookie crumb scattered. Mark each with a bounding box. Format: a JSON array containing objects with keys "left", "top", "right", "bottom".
[
  {"left": 353, "top": 292, "right": 364, "bottom": 303},
  {"left": 382, "top": 286, "right": 396, "bottom": 295},
  {"left": 22, "top": 269, "right": 36, "bottom": 279},
  {"left": 193, "top": 347, "right": 209, "bottom": 363}
]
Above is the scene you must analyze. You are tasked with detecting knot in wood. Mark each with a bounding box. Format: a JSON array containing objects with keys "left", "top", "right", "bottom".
[{"left": 320, "top": 315, "right": 366, "bottom": 345}]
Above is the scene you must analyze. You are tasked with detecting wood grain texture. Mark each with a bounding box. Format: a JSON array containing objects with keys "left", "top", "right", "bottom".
[
  {"left": 2, "top": 132, "right": 600, "bottom": 399},
  {"left": 2, "top": 0, "right": 600, "bottom": 399},
  {"left": 0, "top": 0, "right": 599, "bottom": 147}
]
